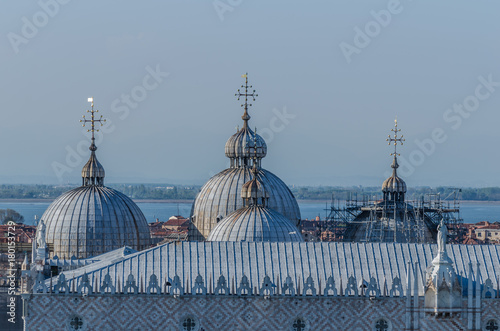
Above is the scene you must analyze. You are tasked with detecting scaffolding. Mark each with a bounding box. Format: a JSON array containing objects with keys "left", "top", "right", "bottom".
[{"left": 320, "top": 189, "right": 463, "bottom": 244}]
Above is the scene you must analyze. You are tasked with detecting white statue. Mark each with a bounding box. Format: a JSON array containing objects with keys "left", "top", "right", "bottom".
[
  {"left": 36, "top": 220, "right": 46, "bottom": 248},
  {"left": 437, "top": 219, "right": 448, "bottom": 253}
]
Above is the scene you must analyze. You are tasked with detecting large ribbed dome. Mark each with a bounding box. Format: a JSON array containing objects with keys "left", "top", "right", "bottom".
[
  {"left": 42, "top": 186, "right": 151, "bottom": 259},
  {"left": 207, "top": 206, "right": 303, "bottom": 242},
  {"left": 41, "top": 100, "right": 151, "bottom": 259},
  {"left": 190, "top": 167, "right": 300, "bottom": 240}
]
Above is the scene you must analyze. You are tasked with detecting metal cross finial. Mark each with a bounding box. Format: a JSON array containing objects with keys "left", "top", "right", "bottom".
[
  {"left": 80, "top": 97, "right": 106, "bottom": 149},
  {"left": 386, "top": 117, "right": 404, "bottom": 157},
  {"left": 235, "top": 73, "right": 258, "bottom": 127}
]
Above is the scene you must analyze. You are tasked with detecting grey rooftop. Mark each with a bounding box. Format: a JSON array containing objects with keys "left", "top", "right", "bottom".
[{"left": 43, "top": 241, "right": 500, "bottom": 297}]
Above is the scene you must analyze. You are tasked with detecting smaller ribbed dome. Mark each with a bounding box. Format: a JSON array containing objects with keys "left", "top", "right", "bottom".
[
  {"left": 207, "top": 206, "right": 303, "bottom": 242},
  {"left": 207, "top": 160, "right": 302, "bottom": 242},
  {"left": 382, "top": 157, "right": 407, "bottom": 193},
  {"left": 225, "top": 126, "right": 267, "bottom": 160}
]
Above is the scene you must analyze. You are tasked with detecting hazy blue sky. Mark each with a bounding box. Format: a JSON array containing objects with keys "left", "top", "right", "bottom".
[{"left": 1, "top": 1, "right": 500, "bottom": 187}]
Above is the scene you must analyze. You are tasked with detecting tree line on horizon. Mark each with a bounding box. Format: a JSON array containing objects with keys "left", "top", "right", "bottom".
[{"left": 0, "top": 184, "right": 499, "bottom": 201}]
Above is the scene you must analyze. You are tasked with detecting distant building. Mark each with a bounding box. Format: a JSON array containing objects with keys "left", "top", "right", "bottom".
[
  {"left": 0, "top": 224, "right": 35, "bottom": 245},
  {"left": 473, "top": 221, "right": 500, "bottom": 244},
  {"left": 148, "top": 216, "right": 191, "bottom": 245},
  {"left": 163, "top": 216, "right": 189, "bottom": 231}
]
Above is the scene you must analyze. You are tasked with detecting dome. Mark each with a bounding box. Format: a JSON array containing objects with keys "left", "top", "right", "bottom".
[
  {"left": 41, "top": 101, "right": 151, "bottom": 259},
  {"left": 382, "top": 175, "right": 407, "bottom": 193},
  {"left": 81, "top": 147, "right": 105, "bottom": 186},
  {"left": 225, "top": 126, "right": 267, "bottom": 160},
  {"left": 42, "top": 186, "right": 151, "bottom": 259},
  {"left": 382, "top": 157, "right": 407, "bottom": 193},
  {"left": 189, "top": 74, "right": 300, "bottom": 241},
  {"left": 207, "top": 206, "right": 303, "bottom": 242},
  {"left": 190, "top": 167, "right": 301, "bottom": 240}
]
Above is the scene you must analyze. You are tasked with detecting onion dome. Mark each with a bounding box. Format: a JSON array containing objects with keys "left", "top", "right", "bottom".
[
  {"left": 207, "top": 162, "right": 303, "bottom": 242},
  {"left": 225, "top": 73, "right": 267, "bottom": 168},
  {"left": 225, "top": 124, "right": 267, "bottom": 166},
  {"left": 42, "top": 99, "right": 151, "bottom": 259},
  {"left": 383, "top": 118, "right": 406, "bottom": 203},
  {"left": 190, "top": 74, "right": 301, "bottom": 240},
  {"left": 382, "top": 156, "right": 407, "bottom": 194}
]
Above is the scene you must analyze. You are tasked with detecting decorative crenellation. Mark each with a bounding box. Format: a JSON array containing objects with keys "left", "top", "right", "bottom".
[
  {"left": 23, "top": 270, "right": 500, "bottom": 331},
  {"left": 32, "top": 268, "right": 497, "bottom": 299}
]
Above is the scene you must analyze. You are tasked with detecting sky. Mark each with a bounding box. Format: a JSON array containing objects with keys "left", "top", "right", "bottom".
[{"left": 1, "top": 1, "right": 500, "bottom": 188}]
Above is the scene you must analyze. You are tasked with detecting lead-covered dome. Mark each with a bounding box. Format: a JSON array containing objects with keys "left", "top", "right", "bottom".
[
  {"left": 42, "top": 101, "right": 151, "bottom": 259},
  {"left": 207, "top": 164, "right": 303, "bottom": 243},
  {"left": 382, "top": 156, "right": 406, "bottom": 201},
  {"left": 207, "top": 206, "right": 303, "bottom": 242},
  {"left": 190, "top": 167, "right": 300, "bottom": 240},
  {"left": 225, "top": 126, "right": 267, "bottom": 160},
  {"left": 382, "top": 175, "right": 407, "bottom": 193},
  {"left": 42, "top": 185, "right": 151, "bottom": 259},
  {"left": 189, "top": 74, "right": 301, "bottom": 241}
]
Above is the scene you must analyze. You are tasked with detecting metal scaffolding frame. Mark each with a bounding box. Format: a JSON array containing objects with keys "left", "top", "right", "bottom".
[{"left": 318, "top": 189, "right": 463, "bottom": 244}]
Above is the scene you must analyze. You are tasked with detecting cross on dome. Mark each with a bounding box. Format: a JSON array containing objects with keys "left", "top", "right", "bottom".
[
  {"left": 79, "top": 98, "right": 106, "bottom": 186},
  {"left": 235, "top": 73, "right": 258, "bottom": 128},
  {"left": 386, "top": 117, "right": 404, "bottom": 158},
  {"left": 80, "top": 97, "right": 106, "bottom": 151},
  {"left": 382, "top": 117, "right": 407, "bottom": 202}
]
